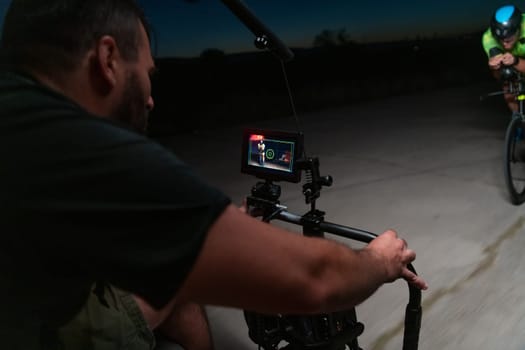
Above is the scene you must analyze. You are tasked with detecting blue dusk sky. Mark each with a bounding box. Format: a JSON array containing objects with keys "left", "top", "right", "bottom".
[
  {"left": 0, "top": 1, "right": 516, "bottom": 57},
  {"left": 137, "top": 0, "right": 514, "bottom": 57}
]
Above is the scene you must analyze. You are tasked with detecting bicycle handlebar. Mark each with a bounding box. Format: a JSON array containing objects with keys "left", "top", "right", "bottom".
[
  {"left": 500, "top": 65, "right": 520, "bottom": 82},
  {"left": 480, "top": 65, "right": 524, "bottom": 101},
  {"left": 274, "top": 209, "right": 422, "bottom": 350}
]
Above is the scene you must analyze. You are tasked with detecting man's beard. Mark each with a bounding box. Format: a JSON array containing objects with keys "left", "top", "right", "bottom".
[{"left": 112, "top": 71, "right": 149, "bottom": 134}]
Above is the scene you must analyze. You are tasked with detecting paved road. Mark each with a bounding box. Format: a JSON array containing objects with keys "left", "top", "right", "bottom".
[{"left": 156, "top": 81, "right": 525, "bottom": 350}]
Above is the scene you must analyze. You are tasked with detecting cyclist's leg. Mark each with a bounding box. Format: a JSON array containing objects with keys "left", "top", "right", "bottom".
[{"left": 504, "top": 91, "right": 519, "bottom": 113}]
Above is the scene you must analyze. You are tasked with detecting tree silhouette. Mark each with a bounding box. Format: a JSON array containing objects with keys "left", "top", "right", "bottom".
[
  {"left": 313, "top": 28, "right": 356, "bottom": 47},
  {"left": 200, "top": 48, "right": 226, "bottom": 61}
]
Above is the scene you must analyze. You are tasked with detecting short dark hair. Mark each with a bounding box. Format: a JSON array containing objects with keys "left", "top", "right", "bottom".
[{"left": 0, "top": 0, "right": 151, "bottom": 74}]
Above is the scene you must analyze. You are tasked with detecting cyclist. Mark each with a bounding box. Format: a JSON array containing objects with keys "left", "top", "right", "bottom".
[{"left": 482, "top": 4, "right": 525, "bottom": 112}]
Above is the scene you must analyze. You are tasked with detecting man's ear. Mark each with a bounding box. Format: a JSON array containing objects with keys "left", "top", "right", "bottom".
[{"left": 92, "top": 35, "right": 121, "bottom": 90}]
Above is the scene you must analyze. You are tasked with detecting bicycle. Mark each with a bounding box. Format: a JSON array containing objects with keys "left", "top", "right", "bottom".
[{"left": 482, "top": 65, "right": 525, "bottom": 204}]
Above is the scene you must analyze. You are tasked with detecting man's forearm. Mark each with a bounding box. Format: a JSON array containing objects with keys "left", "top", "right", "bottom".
[
  {"left": 175, "top": 205, "right": 421, "bottom": 315},
  {"left": 513, "top": 56, "right": 525, "bottom": 73}
]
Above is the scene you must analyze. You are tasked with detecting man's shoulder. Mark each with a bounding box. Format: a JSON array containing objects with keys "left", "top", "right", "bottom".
[
  {"left": 482, "top": 28, "right": 500, "bottom": 55},
  {"left": 514, "top": 30, "right": 525, "bottom": 56},
  {"left": 0, "top": 70, "right": 84, "bottom": 117},
  {"left": 0, "top": 70, "right": 147, "bottom": 141}
]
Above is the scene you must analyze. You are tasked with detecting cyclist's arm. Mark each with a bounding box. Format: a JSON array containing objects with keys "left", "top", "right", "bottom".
[
  {"left": 482, "top": 29, "right": 506, "bottom": 73},
  {"left": 511, "top": 54, "right": 525, "bottom": 74},
  {"left": 488, "top": 47, "right": 504, "bottom": 72}
]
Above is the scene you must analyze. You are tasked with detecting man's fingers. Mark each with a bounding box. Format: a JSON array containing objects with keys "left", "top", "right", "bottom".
[
  {"left": 402, "top": 268, "right": 428, "bottom": 290},
  {"left": 238, "top": 198, "right": 248, "bottom": 213},
  {"left": 403, "top": 247, "right": 416, "bottom": 262}
]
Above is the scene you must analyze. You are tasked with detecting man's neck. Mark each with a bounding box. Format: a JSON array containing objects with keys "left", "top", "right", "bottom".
[{"left": 27, "top": 67, "right": 112, "bottom": 118}]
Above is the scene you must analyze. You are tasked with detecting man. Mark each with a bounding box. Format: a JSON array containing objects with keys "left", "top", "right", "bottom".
[
  {"left": 0, "top": 1, "right": 427, "bottom": 350},
  {"left": 482, "top": 4, "right": 525, "bottom": 112},
  {"left": 257, "top": 138, "right": 266, "bottom": 165}
]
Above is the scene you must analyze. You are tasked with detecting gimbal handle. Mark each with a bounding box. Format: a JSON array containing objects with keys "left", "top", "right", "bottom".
[{"left": 272, "top": 209, "right": 422, "bottom": 350}]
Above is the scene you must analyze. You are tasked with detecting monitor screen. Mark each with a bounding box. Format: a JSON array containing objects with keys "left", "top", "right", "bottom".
[{"left": 241, "top": 128, "right": 303, "bottom": 183}]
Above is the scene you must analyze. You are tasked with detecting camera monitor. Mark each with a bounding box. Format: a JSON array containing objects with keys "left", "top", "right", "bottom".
[{"left": 241, "top": 128, "right": 304, "bottom": 183}]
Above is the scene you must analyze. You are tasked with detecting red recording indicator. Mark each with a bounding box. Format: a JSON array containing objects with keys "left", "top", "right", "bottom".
[{"left": 249, "top": 134, "right": 264, "bottom": 141}]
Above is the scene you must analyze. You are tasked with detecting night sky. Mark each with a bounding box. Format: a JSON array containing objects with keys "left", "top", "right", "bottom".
[
  {"left": 0, "top": 0, "right": 516, "bottom": 57},
  {"left": 135, "top": 0, "right": 512, "bottom": 58}
]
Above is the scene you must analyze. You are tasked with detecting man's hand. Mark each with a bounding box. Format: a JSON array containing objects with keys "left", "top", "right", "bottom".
[
  {"left": 365, "top": 230, "right": 428, "bottom": 290},
  {"left": 500, "top": 52, "right": 518, "bottom": 66},
  {"left": 239, "top": 199, "right": 248, "bottom": 213},
  {"left": 239, "top": 198, "right": 265, "bottom": 217},
  {"left": 490, "top": 53, "right": 519, "bottom": 70},
  {"left": 489, "top": 54, "right": 504, "bottom": 70}
]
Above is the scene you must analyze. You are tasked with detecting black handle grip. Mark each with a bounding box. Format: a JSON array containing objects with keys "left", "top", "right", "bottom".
[{"left": 402, "top": 304, "right": 422, "bottom": 350}]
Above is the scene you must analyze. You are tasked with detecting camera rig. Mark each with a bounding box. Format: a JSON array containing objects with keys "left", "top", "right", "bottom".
[
  {"left": 240, "top": 128, "right": 422, "bottom": 350},
  {"left": 221, "top": 1, "right": 422, "bottom": 349}
]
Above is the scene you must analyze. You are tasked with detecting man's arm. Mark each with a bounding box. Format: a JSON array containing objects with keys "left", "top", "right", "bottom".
[
  {"left": 487, "top": 47, "right": 505, "bottom": 78},
  {"left": 509, "top": 52, "right": 525, "bottom": 73},
  {"left": 174, "top": 204, "right": 426, "bottom": 315}
]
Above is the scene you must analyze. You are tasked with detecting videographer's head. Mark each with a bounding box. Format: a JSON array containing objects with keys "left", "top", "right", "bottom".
[
  {"left": 491, "top": 4, "right": 523, "bottom": 50},
  {"left": 1, "top": 0, "right": 151, "bottom": 76},
  {"left": 0, "top": 0, "right": 156, "bottom": 133}
]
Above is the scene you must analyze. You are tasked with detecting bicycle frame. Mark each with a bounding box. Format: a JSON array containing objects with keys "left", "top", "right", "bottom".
[
  {"left": 480, "top": 67, "right": 525, "bottom": 129},
  {"left": 484, "top": 66, "right": 525, "bottom": 204},
  {"left": 507, "top": 71, "right": 525, "bottom": 116}
]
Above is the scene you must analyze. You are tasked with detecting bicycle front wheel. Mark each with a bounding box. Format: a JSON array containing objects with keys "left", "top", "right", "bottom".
[{"left": 503, "top": 115, "right": 525, "bottom": 204}]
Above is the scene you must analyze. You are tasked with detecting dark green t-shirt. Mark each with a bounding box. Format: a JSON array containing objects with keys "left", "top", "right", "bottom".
[{"left": 0, "top": 70, "right": 230, "bottom": 348}]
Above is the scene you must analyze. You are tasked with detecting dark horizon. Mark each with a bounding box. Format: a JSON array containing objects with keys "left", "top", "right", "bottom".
[
  {"left": 153, "top": 27, "right": 486, "bottom": 61},
  {"left": 148, "top": 32, "right": 493, "bottom": 137},
  {"left": 136, "top": 0, "right": 504, "bottom": 59}
]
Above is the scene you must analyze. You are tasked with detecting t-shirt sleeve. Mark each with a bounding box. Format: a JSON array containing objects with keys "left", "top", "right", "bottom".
[
  {"left": 481, "top": 28, "right": 507, "bottom": 58},
  {"left": 6, "top": 116, "right": 231, "bottom": 308}
]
